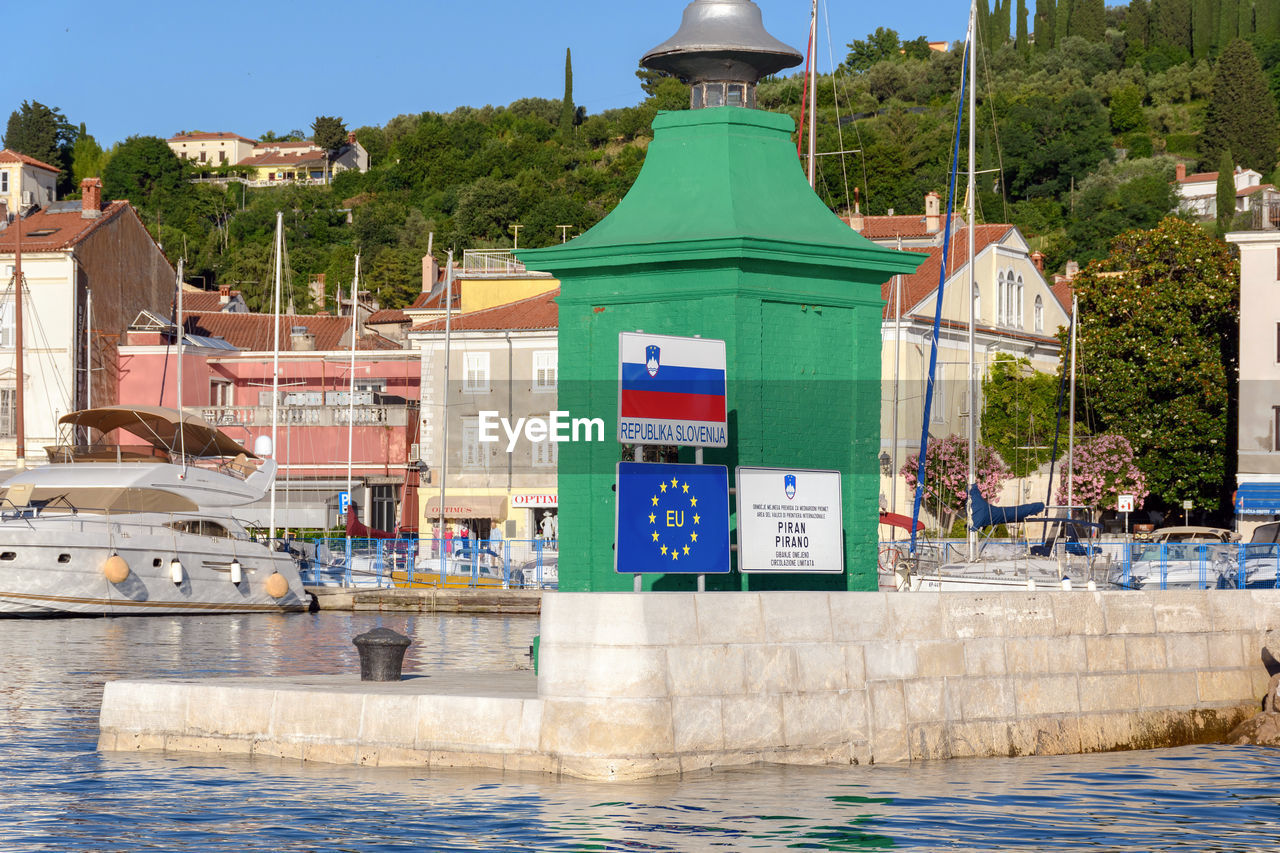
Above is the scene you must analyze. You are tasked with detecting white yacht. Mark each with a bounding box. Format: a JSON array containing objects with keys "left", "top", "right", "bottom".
[{"left": 0, "top": 406, "right": 309, "bottom": 616}]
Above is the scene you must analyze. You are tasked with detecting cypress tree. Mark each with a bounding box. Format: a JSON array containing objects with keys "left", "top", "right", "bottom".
[
  {"left": 560, "top": 48, "right": 575, "bottom": 140},
  {"left": 1126, "top": 0, "right": 1150, "bottom": 51},
  {"left": 998, "top": 0, "right": 1012, "bottom": 47},
  {"left": 1035, "top": 0, "right": 1057, "bottom": 50},
  {"left": 1258, "top": 1, "right": 1280, "bottom": 40},
  {"left": 1217, "top": 0, "right": 1239, "bottom": 45},
  {"left": 1016, "top": 0, "right": 1030, "bottom": 54},
  {"left": 1150, "top": 0, "right": 1193, "bottom": 52},
  {"left": 1201, "top": 39, "right": 1280, "bottom": 173},
  {"left": 1191, "top": 0, "right": 1216, "bottom": 59},
  {"left": 1057, "top": 0, "right": 1073, "bottom": 44},
  {"left": 977, "top": 0, "right": 992, "bottom": 54},
  {"left": 1074, "top": 0, "right": 1106, "bottom": 41},
  {"left": 1216, "top": 150, "right": 1236, "bottom": 235}
]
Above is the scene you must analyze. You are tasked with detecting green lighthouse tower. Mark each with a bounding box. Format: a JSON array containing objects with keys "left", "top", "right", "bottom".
[{"left": 519, "top": 0, "right": 924, "bottom": 592}]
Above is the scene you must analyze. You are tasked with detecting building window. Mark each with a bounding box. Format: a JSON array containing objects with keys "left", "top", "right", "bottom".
[
  {"left": 463, "top": 352, "right": 489, "bottom": 392},
  {"left": 0, "top": 171, "right": 7, "bottom": 193},
  {"left": 1034, "top": 295, "right": 1044, "bottom": 332},
  {"left": 1015, "top": 275, "right": 1024, "bottom": 327},
  {"left": 533, "top": 437, "right": 557, "bottom": 467},
  {"left": 371, "top": 484, "right": 397, "bottom": 533},
  {"left": 0, "top": 388, "right": 12, "bottom": 437},
  {"left": 210, "top": 380, "right": 233, "bottom": 407},
  {"left": 533, "top": 351, "right": 556, "bottom": 391},
  {"left": 972, "top": 281, "right": 981, "bottom": 322},
  {"left": 461, "top": 418, "right": 488, "bottom": 470},
  {"left": 996, "top": 271, "right": 1005, "bottom": 325},
  {"left": 0, "top": 300, "right": 12, "bottom": 348}
]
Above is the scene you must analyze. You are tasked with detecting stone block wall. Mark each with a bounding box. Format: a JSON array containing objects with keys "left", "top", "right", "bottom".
[{"left": 536, "top": 590, "right": 1278, "bottom": 779}]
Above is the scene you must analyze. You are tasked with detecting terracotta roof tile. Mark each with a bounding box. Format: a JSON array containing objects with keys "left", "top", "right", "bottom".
[
  {"left": 0, "top": 149, "right": 60, "bottom": 173},
  {"left": 1049, "top": 280, "right": 1073, "bottom": 313},
  {"left": 167, "top": 131, "right": 256, "bottom": 144},
  {"left": 1237, "top": 184, "right": 1275, "bottom": 197},
  {"left": 415, "top": 289, "right": 558, "bottom": 332},
  {"left": 175, "top": 290, "right": 241, "bottom": 312},
  {"left": 367, "top": 308, "right": 407, "bottom": 324},
  {"left": 237, "top": 150, "right": 326, "bottom": 168},
  {"left": 1178, "top": 171, "right": 1219, "bottom": 184},
  {"left": 0, "top": 201, "right": 131, "bottom": 252},
  {"left": 879, "top": 225, "right": 1011, "bottom": 318},
  {"left": 852, "top": 213, "right": 962, "bottom": 240},
  {"left": 183, "top": 311, "right": 401, "bottom": 351}
]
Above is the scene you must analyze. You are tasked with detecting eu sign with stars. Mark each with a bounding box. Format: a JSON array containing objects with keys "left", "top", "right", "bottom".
[{"left": 614, "top": 462, "right": 731, "bottom": 574}]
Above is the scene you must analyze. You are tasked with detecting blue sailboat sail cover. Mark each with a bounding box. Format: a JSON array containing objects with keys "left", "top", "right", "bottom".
[{"left": 968, "top": 484, "right": 1045, "bottom": 529}]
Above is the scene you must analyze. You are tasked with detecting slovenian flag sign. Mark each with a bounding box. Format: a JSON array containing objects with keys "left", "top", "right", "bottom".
[{"left": 618, "top": 332, "right": 727, "bottom": 448}]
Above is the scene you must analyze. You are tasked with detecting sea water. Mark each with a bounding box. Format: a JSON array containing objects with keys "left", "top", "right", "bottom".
[{"left": 1, "top": 612, "right": 1278, "bottom": 851}]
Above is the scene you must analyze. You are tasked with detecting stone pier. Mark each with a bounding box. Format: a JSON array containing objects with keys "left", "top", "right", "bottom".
[{"left": 98, "top": 589, "right": 1280, "bottom": 780}]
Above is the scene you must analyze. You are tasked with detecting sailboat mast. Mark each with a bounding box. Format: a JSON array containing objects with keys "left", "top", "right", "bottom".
[
  {"left": 1068, "top": 294, "right": 1078, "bottom": 512},
  {"left": 13, "top": 211, "right": 23, "bottom": 465},
  {"left": 346, "top": 254, "right": 360, "bottom": 512},
  {"left": 966, "top": 0, "right": 978, "bottom": 561},
  {"left": 806, "top": 0, "right": 818, "bottom": 188},
  {"left": 175, "top": 259, "right": 186, "bottom": 467},
  {"left": 438, "top": 252, "right": 454, "bottom": 547},
  {"left": 269, "top": 211, "right": 283, "bottom": 540}
]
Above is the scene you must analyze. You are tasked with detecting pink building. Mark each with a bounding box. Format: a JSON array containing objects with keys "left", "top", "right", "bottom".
[{"left": 117, "top": 308, "right": 419, "bottom": 533}]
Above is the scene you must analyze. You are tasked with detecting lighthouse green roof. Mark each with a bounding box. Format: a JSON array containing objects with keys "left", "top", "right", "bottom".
[{"left": 519, "top": 107, "right": 922, "bottom": 278}]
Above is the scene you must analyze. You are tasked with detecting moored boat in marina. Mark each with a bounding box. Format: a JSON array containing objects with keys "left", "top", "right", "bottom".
[{"left": 0, "top": 405, "right": 308, "bottom": 616}]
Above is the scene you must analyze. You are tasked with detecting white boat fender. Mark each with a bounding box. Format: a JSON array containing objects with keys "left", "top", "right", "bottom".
[
  {"left": 170, "top": 559, "right": 184, "bottom": 584},
  {"left": 1086, "top": 579, "right": 1097, "bottom": 591},
  {"left": 265, "top": 572, "right": 289, "bottom": 598},
  {"left": 1026, "top": 577, "right": 1036, "bottom": 590},
  {"left": 1060, "top": 577, "right": 1072, "bottom": 590},
  {"left": 229, "top": 559, "right": 243, "bottom": 584},
  {"left": 103, "top": 554, "right": 130, "bottom": 584}
]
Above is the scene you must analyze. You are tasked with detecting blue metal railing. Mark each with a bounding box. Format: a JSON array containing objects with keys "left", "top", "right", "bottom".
[
  {"left": 878, "top": 538, "right": 1280, "bottom": 591},
  {"left": 295, "top": 537, "right": 558, "bottom": 589}
]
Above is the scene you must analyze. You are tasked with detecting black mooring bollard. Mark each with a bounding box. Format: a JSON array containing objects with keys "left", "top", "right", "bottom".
[{"left": 352, "top": 627, "right": 412, "bottom": 681}]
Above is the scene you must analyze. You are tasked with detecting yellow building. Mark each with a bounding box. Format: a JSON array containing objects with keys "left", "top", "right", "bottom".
[
  {"left": 166, "top": 132, "right": 257, "bottom": 167},
  {"left": 0, "top": 149, "right": 58, "bottom": 217}
]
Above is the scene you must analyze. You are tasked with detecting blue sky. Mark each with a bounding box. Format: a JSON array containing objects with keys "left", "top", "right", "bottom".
[{"left": 6, "top": 0, "right": 1024, "bottom": 147}]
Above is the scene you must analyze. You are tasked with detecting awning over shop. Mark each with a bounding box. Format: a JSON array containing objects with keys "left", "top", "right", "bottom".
[
  {"left": 1235, "top": 483, "right": 1280, "bottom": 515},
  {"left": 423, "top": 495, "right": 508, "bottom": 520}
]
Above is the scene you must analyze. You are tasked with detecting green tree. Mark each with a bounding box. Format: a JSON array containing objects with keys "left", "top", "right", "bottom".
[
  {"left": 1126, "top": 0, "right": 1150, "bottom": 52},
  {"left": 1064, "top": 157, "right": 1178, "bottom": 262},
  {"left": 1192, "top": 0, "right": 1215, "bottom": 58},
  {"left": 311, "top": 115, "right": 348, "bottom": 184},
  {"left": 1150, "top": 0, "right": 1193, "bottom": 52},
  {"left": 1057, "top": 0, "right": 1074, "bottom": 46},
  {"left": 1216, "top": 0, "right": 1239, "bottom": 46},
  {"left": 1035, "top": 0, "right": 1057, "bottom": 50},
  {"left": 981, "top": 354, "right": 1071, "bottom": 477},
  {"left": 1016, "top": 0, "right": 1030, "bottom": 54},
  {"left": 1216, "top": 149, "right": 1235, "bottom": 234},
  {"left": 561, "top": 48, "right": 575, "bottom": 140},
  {"left": 70, "top": 124, "right": 106, "bottom": 186},
  {"left": 1072, "top": 0, "right": 1106, "bottom": 41},
  {"left": 999, "top": 89, "right": 1113, "bottom": 198},
  {"left": 1069, "top": 217, "right": 1237, "bottom": 510},
  {"left": 1201, "top": 39, "right": 1280, "bottom": 172},
  {"left": 2, "top": 100, "right": 78, "bottom": 193},
  {"left": 1109, "top": 84, "right": 1148, "bottom": 132},
  {"left": 101, "top": 135, "right": 186, "bottom": 219},
  {"left": 842, "top": 27, "right": 902, "bottom": 73}
]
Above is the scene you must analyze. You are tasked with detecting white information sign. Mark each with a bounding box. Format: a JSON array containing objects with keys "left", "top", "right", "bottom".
[
  {"left": 736, "top": 466, "right": 843, "bottom": 574},
  {"left": 1117, "top": 494, "right": 1135, "bottom": 513}
]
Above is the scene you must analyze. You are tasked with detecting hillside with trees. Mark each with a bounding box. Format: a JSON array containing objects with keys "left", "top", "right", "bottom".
[{"left": 2, "top": 0, "right": 1277, "bottom": 317}]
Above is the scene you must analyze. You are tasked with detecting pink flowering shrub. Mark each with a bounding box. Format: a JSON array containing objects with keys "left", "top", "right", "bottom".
[
  {"left": 1054, "top": 433, "right": 1146, "bottom": 516},
  {"left": 901, "top": 434, "right": 1011, "bottom": 532}
]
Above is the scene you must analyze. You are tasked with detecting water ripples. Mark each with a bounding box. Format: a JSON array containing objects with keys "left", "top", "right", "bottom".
[{"left": 1, "top": 613, "right": 1280, "bottom": 850}]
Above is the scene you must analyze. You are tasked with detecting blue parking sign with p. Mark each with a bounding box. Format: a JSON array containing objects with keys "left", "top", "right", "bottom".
[{"left": 338, "top": 491, "right": 350, "bottom": 515}]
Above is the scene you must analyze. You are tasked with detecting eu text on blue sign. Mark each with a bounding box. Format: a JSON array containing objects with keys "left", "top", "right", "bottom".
[
  {"left": 617, "top": 332, "right": 727, "bottom": 448},
  {"left": 615, "top": 462, "right": 731, "bottom": 574}
]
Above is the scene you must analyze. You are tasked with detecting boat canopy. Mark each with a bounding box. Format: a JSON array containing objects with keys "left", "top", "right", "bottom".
[
  {"left": 59, "top": 406, "right": 254, "bottom": 459},
  {"left": 0, "top": 485, "right": 200, "bottom": 514},
  {"left": 968, "top": 484, "right": 1045, "bottom": 529}
]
